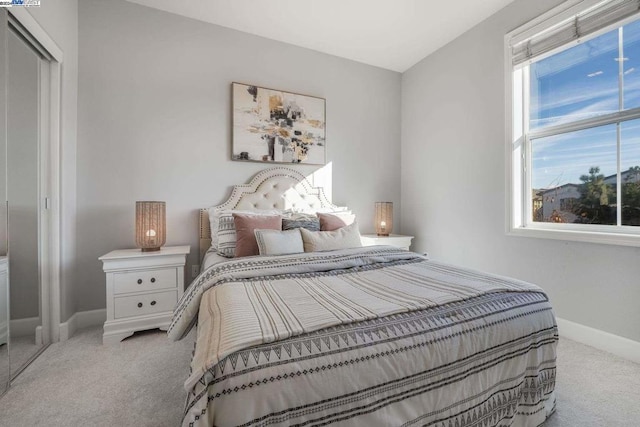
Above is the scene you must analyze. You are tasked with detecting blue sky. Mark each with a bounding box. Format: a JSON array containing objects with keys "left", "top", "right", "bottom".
[{"left": 531, "top": 19, "right": 640, "bottom": 189}]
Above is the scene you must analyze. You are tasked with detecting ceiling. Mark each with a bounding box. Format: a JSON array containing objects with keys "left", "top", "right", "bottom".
[{"left": 126, "top": 0, "right": 515, "bottom": 72}]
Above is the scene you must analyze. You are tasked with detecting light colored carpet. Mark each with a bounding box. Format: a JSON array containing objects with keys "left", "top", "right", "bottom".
[
  {"left": 0, "top": 327, "right": 194, "bottom": 427},
  {"left": 9, "top": 333, "right": 44, "bottom": 377},
  {"left": 544, "top": 338, "right": 640, "bottom": 426},
  {"left": 0, "top": 327, "right": 638, "bottom": 426}
]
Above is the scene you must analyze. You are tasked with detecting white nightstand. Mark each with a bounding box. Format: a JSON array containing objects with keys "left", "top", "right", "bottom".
[
  {"left": 99, "top": 245, "right": 190, "bottom": 345},
  {"left": 361, "top": 234, "right": 414, "bottom": 250}
]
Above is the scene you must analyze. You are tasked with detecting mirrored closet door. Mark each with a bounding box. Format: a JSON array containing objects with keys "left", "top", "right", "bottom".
[
  {"left": 0, "top": 9, "right": 9, "bottom": 396},
  {"left": 0, "top": 8, "right": 57, "bottom": 392},
  {"left": 6, "top": 20, "right": 47, "bottom": 378}
]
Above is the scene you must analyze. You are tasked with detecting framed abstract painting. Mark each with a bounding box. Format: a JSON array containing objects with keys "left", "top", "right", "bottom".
[{"left": 232, "top": 83, "right": 326, "bottom": 165}]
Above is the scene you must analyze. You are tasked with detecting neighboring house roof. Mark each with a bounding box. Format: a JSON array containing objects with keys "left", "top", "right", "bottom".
[
  {"left": 540, "top": 183, "right": 579, "bottom": 195},
  {"left": 539, "top": 169, "right": 640, "bottom": 196}
]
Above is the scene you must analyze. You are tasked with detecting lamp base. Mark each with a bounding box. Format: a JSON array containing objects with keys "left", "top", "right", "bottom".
[
  {"left": 376, "top": 233, "right": 390, "bottom": 237},
  {"left": 141, "top": 247, "right": 161, "bottom": 252}
]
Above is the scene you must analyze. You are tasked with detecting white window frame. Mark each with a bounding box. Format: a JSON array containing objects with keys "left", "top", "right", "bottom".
[{"left": 505, "top": 0, "right": 640, "bottom": 247}]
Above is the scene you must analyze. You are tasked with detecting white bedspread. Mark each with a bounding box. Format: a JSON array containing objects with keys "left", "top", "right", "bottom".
[
  {"left": 201, "top": 249, "right": 228, "bottom": 271},
  {"left": 169, "top": 247, "right": 548, "bottom": 392},
  {"left": 173, "top": 247, "right": 557, "bottom": 426}
]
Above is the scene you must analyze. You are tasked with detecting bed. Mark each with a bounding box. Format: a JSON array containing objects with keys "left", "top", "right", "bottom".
[{"left": 170, "top": 167, "right": 558, "bottom": 427}]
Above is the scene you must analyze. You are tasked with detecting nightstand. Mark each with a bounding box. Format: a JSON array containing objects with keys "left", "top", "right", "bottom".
[
  {"left": 99, "top": 245, "right": 190, "bottom": 345},
  {"left": 360, "top": 234, "right": 414, "bottom": 250}
]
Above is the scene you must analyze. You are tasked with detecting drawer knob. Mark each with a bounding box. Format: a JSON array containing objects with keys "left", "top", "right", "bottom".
[
  {"left": 137, "top": 302, "right": 143, "bottom": 308},
  {"left": 137, "top": 279, "right": 142, "bottom": 284},
  {"left": 150, "top": 300, "right": 156, "bottom": 306},
  {"left": 150, "top": 278, "right": 156, "bottom": 283}
]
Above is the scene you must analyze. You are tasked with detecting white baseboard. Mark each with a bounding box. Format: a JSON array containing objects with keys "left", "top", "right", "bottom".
[
  {"left": 10, "top": 316, "right": 40, "bottom": 339},
  {"left": 556, "top": 317, "right": 640, "bottom": 364},
  {"left": 58, "top": 318, "right": 72, "bottom": 342},
  {"left": 35, "top": 325, "right": 42, "bottom": 345},
  {"left": 59, "top": 309, "right": 106, "bottom": 341}
]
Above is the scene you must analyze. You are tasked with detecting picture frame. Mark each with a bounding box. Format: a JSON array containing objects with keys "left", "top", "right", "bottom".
[{"left": 232, "top": 82, "right": 326, "bottom": 165}]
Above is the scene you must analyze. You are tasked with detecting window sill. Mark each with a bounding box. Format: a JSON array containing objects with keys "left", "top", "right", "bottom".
[{"left": 507, "top": 225, "right": 640, "bottom": 247}]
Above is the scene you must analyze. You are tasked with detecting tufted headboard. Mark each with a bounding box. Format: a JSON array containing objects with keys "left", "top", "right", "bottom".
[{"left": 199, "top": 167, "right": 339, "bottom": 261}]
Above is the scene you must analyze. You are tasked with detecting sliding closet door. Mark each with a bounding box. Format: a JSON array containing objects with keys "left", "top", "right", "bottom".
[
  {"left": 0, "top": 9, "right": 10, "bottom": 396},
  {"left": 7, "top": 25, "right": 43, "bottom": 377}
]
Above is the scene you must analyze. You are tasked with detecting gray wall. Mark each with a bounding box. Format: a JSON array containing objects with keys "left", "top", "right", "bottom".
[
  {"left": 77, "top": 0, "right": 401, "bottom": 312},
  {"left": 401, "top": 0, "right": 640, "bottom": 342},
  {"left": 27, "top": 0, "right": 79, "bottom": 324},
  {"left": 7, "top": 31, "right": 39, "bottom": 320}
]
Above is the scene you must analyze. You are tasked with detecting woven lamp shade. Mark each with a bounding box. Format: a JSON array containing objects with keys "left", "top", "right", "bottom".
[
  {"left": 375, "top": 202, "right": 393, "bottom": 236},
  {"left": 135, "top": 201, "right": 166, "bottom": 252}
]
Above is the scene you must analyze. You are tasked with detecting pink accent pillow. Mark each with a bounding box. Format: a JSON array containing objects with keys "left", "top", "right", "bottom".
[
  {"left": 317, "top": 212, "right": 356, "bottom": 231},
  {"left": 232, "top": 213, "right": 282, "bottom": 257}
]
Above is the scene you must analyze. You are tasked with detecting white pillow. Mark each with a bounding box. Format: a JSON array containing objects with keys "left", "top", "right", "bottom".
[
  {"left": 299, "top": 222, "right": 362, "bottom": 252},
  {"left": 254, "top": 229, "right": 304, "bottom": 256},
  {"left": 215, "top": 213, "right": 236, "bottom": 257},
  {"left": 208, "top": 207, "right": 227, "bottom": 251}
]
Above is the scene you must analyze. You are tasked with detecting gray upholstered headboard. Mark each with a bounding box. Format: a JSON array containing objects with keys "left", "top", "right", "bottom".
[{"left": 199, "top": 167, "right": 339, "bottom": 262}]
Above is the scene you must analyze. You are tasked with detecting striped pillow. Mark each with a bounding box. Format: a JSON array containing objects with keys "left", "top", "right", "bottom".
[{"left": 216, "top": 214, "right": 237, "bottom": 257}]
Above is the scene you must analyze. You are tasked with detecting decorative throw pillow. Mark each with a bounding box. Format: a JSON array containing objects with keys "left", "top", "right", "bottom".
[
  {"left": 300, "top": 221, "right": 362, "bottom": 252},
  {"left": 254, "top": 229, "right": 304, "bottom": 256},
  {"left": 317, "top": 212, "right": 356, "bottom": 231},
  {"left": 211, "top": 208, "right": 284, "bottom": 253},
  {"left": 215, "top": 214, "right": 237, "bottom": 256},
  {"left": 208, "top": 207, "right": 225, "bottom": 251},
  {"left": 282, "top": 217, "right": 320, "bottom": 231},
  {"left": 289, "top": 212, "right": 318, "bottom": 220},
  {"left": 232, "top": 213, "right": 282, "bottom": 257}
]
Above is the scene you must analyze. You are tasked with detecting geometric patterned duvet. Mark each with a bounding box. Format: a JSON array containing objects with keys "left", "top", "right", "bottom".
[{"left": 171, "top": 247, "right": 557, "bottom": 427}]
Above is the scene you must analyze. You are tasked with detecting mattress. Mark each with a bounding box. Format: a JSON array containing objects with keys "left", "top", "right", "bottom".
[{"left": 171, "top": 246, "right": 557, "bottom": 427}]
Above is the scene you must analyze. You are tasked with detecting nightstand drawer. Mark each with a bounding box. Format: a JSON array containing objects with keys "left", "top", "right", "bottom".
[
  {"left": 113, "top": 268, "right": 177, "bottom": 294},
  {"left": 114, "top": 290, "right": 177, "bottom": 319}
]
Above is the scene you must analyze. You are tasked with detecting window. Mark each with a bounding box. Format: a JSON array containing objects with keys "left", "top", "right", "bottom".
[{"left": 507, "top": 0, "right": 640, "bottom": 245}]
